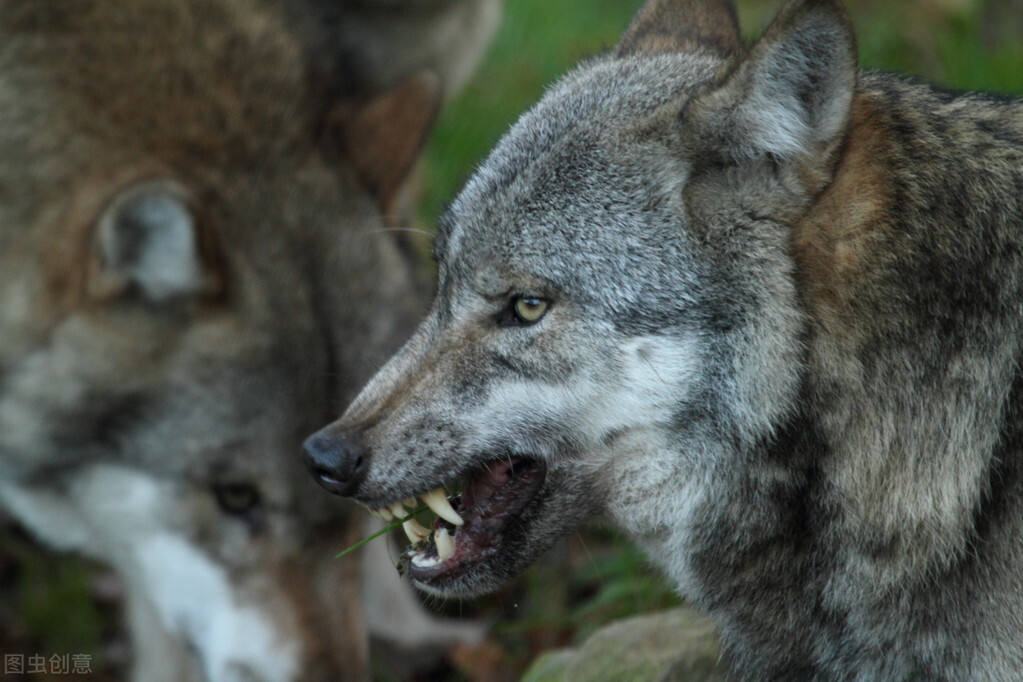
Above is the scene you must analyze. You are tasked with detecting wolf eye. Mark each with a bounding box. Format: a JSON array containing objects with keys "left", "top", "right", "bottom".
[
  {"left": 498, "top": 296, "right": 548, "bottom": 327},
  {"left": 515, "top": 297, "right": 548, "bottom": 322},
  {"left": 213, "top": 483, "right": 261, "bottom": 515}
]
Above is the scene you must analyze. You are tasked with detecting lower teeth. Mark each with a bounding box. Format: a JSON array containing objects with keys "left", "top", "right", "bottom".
[
  {"left": 435, "top": 527, "right": 455, "bottom": 560},
  {"left": 408, "top": 527, "right": 457, "bottom": 568}
]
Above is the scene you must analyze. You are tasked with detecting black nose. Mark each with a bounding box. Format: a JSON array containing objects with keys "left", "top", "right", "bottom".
[{"left": 302, "top": 430, "right": 367, "bottom": 497}]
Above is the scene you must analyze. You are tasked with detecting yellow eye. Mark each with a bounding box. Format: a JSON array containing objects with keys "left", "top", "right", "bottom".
[{"left": 513, "top": 297, "right": 548, "bottom": 324}]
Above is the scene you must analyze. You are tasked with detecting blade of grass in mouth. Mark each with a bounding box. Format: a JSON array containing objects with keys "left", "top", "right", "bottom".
[{"left": 335, "top": 506, "right": 431, "bottom": 559}]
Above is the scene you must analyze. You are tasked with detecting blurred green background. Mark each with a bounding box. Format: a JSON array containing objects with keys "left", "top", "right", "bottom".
[{"left": 3, "top": 0, "right": 1021, "bottom": 680}]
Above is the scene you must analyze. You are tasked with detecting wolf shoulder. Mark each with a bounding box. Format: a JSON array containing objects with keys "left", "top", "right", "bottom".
[{"left": 796, "top": 69, "right": 1023, "bottom": 320}]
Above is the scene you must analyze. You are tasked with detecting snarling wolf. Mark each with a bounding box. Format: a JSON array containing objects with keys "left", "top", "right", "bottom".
[
  {"left": 306, "top": 0, "right": 1023, "bottom": 678},
  {"left": 0, "top": 0, "right": 493, "bottom": 679}
]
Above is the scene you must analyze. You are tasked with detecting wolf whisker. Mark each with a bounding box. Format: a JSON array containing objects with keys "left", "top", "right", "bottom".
[{"left": 372, "top": 226, "right": 435, "bottom": 239}]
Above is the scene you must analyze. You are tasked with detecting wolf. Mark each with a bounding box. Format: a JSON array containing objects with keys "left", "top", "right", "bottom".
[
  {"left": 0, "top": 0, "right": 491, "bottom": 679},
  {"left": 305, "top": 0, "right": 1023, "bottom": 678}
]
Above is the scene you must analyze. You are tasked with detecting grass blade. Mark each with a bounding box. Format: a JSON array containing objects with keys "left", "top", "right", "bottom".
[{"left": 335, "top": 507, "right": 429, "bottom": 558}]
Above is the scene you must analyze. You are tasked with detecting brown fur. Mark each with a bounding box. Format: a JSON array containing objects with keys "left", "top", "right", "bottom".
[
  {"left": 793, "top": 93, "right": 895, "bottom": 322},
  {"left": 0, "top": 0, "right": 493, "bottom": 679}
]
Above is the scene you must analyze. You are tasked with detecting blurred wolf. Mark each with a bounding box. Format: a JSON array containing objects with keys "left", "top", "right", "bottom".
[
  {"left": 0, "top": 0, "right": 493, "bottom": 679},
  {"left": 305, "top": 0, "right": 1023, "bottom": 678}
]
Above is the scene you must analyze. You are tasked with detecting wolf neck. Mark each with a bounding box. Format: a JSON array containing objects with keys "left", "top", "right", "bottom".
[{"left": 637, "top": 76, "right": 1023, "bottom": 679}]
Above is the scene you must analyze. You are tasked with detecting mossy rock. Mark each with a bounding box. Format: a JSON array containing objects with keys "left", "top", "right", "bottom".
[{"left": 523, "top": 607, "right": 726, "bottom": 682}]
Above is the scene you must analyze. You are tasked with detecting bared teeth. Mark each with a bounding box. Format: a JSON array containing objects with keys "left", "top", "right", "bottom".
[
  {"left": 371, "top": 507, "right": 393, "bottom": 521},
  {"left": 421, "top": 487, "right": 463, "bottom": 526},
  {"left": 369, "top": 487, "right": 461, "bottom": 528},
  {"left": 402, "top": 518, "right": 431, "bottom": 544},
  {"left": 434, "top": 528, "right": 455, "bottom": 560}
]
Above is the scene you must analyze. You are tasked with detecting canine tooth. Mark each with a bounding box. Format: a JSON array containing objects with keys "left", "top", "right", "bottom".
[
  {"left": 434, "top": 528, "right": 455, "bottom": 560},
  {"left": 402, "top": 518, "right": 431, "bottom": 543},
  {"left": 421, "top": 488, "right": 463, "bottom": 526}
]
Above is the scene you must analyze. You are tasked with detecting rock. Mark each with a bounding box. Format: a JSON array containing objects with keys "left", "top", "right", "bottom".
[{"left": 523, "top": 607, "right": 726, "bottom": 682}]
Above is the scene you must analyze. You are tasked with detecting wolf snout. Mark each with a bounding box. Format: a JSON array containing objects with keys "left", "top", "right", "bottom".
[{"left": 302, "top": 429, "right": 367, "bottom": 496}]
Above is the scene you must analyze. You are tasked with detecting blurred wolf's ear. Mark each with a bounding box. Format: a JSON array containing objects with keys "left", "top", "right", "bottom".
[
  {"left": 686, "top": 0, "right": 856, "bottom": 171},
  {"left": 90, "top": 181, "right": 217, "bottom": 302},
  {"left": 616, "top": 0, "right": 741, "bottom": 58},
  {"left": 332, "top": 71, "right": 442, "bottom": 218}
]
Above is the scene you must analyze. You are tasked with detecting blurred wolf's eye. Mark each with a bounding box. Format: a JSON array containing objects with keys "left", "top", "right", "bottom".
[
  {"left": 213, "top": 483, "right": 261, "bottom": 515},
  {"left": 498, "top": 296, "right": 549, "bottom": 327}
]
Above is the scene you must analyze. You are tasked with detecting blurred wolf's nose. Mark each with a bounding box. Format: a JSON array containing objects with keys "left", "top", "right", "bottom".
[{"left": 302, "top": 430, "right": 366, "bottom": 496}]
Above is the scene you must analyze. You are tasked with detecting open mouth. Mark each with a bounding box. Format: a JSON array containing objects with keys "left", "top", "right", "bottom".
[{"left": 366, "top": 457, "right": 545, "bottom": 585}]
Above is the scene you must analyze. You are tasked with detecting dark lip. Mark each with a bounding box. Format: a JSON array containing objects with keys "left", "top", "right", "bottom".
[{"left": 404, "top": 458, "right": 547, "bottom": 587}]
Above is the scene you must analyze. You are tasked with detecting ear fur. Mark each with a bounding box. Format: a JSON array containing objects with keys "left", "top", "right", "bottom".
[
  {"left": 686, "top": 0, "right": 856, "bottom": 167},
  {"left": 91, "top": 182, "right": 212, "bottom": 302},
  {"left": 616, "top": 0, "right": 742, "bottom": 58},
  {"left": 336, "top": 70, "right": 442, "bottom": 219}
]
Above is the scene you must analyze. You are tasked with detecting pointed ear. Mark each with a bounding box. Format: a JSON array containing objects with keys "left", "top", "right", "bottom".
[
  {"left": 616, "top": 0, "right": 742, "bottom": 58},
  {"left": 90, "top": 182, "right": 217, "bottom": 302},
  {"left": 336, "top": 71, "right": 442, "bottom": 218},
  {"left": 686, "top": 0, "right": 856, "bottom": 169}
]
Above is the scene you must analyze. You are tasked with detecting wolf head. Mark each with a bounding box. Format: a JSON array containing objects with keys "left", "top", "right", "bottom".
[{"left": 306, "top": 0, "right": 857, "bottom": 598}]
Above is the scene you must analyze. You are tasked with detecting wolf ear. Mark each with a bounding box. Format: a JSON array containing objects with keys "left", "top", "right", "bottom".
[
  {"left": 90, "top": 181, "right": 215, "bottom": 302},
  {"left": 686, "top": 0, "right": 856, "bottom": 169},
  {"left": 333, "top": 71, "right": 442, "bottom": 220},
  {"left": 615, "top": 0, "right": 741, "bottom": 58}
]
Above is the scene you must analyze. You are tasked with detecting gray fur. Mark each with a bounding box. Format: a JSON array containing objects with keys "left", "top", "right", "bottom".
[{"left": 312, "top": 0, "right": 1023, "bottom": 679}]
